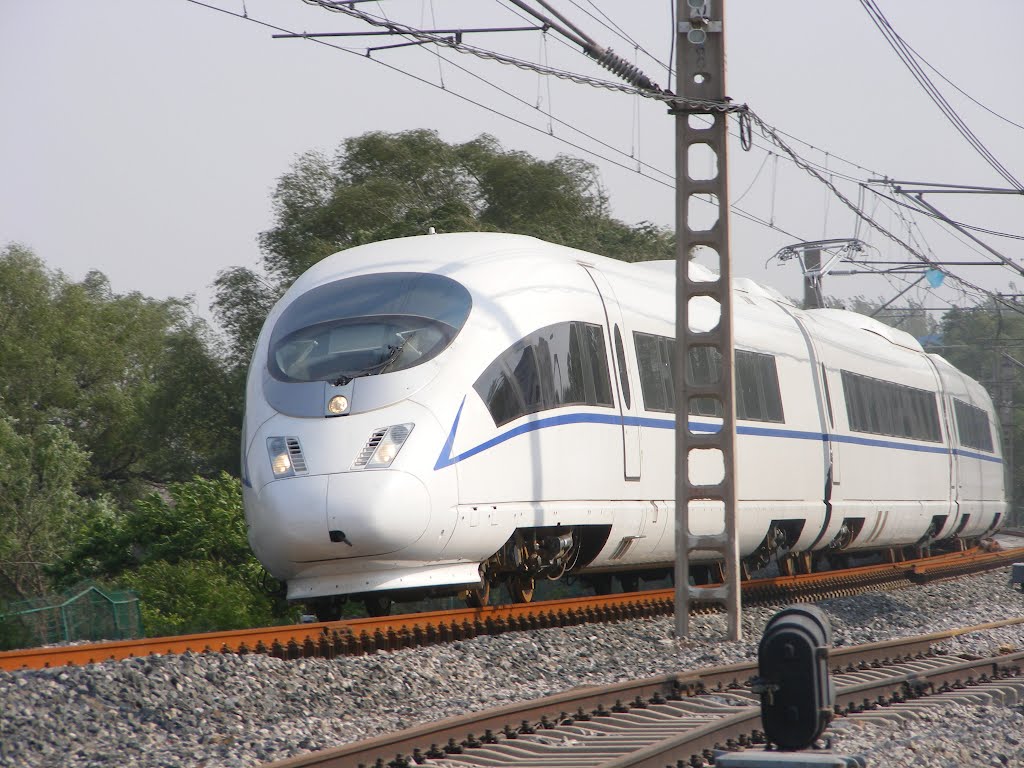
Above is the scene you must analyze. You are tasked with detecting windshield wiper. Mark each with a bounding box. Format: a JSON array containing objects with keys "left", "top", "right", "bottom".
[{"left": 330, "top": 341, "right": 406, "bottom": 387}]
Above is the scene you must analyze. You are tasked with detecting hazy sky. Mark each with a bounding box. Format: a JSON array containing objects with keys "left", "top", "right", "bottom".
[{"left": 2, "top": 1, "right": 1022, "bottom": 324}]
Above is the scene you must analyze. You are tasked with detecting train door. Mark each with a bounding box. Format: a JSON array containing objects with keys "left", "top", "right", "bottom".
[
  {"left": 940, "top": 392, "right": 963, "bottom": 534},
  {"left": 580, "top": 264, "right": 641, "bottom": 481},
  {"left": 819, "top": 362, "right": 841, "bottom": 487},
  {"left": 786, "top": 309, "right": 842, "bottom": 549},
  {"left": 929, "top": 359, "right": 964, "bottom": 534}
]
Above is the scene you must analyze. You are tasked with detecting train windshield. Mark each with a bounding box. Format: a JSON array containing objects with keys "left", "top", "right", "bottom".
[{"left": 268, "top": 272, "right": 472, "bottom": 383}]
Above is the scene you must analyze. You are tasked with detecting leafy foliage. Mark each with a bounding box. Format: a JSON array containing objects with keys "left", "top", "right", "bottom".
[
  {"left": 0, "top": 245, "right": 239, "bottom": 498},
  {"left": 122, "top": 560, "right": 277, "bottom": 637},
  {"left": 55, "top": 473, "right": 289, "bottom": 634},
  {"left": 258, "top": 130, "right": 673, "bottom": 284},
  {"left": 210, "top": 266, "right": 279, "bottom": 372},
  {"left": 0, "top": 415, "right": 91, "bottom": 600}
]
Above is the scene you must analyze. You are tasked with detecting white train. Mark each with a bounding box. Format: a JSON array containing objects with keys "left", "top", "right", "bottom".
[{"left": 242, "top": 233, "right": 1006, "bottom": 615}]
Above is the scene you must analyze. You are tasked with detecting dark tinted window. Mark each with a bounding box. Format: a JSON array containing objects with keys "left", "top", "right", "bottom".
[
  {"left": 269, "top": 272, "right": 472, "bottom": 383},
  {"left": 483, "top": 370, "right": 521, "bottom": 427},
  {"left": 583, "top": 324, "right": 613, "bottom": 407},
  {"left": 475, "top": 322, "right": 613, "bottom": 426},
  {"left": 954, "top": 398, "right": 994, "bottom": 452},
  {"left": 735, "top": 351, "right": 785, "bottom": 422},
  {"left": 631, "top": 332, "right": 783, "bottom": 422},
  {"left": 635, "top": 333, "right": 673, "bottom": 412},
  {"left": 613, "top": 326, "right": 631, "bottom": 410},
  {"left": 840, "top": 370, "right": 941, "bottom": 442},
  {"left": 688, "top": 345, "right": 723, "bottom": 417}
]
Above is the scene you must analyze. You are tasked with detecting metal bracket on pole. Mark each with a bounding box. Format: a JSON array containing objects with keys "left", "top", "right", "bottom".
[{"left": 674, "top": 0, "right": 741, "bottom": 641}]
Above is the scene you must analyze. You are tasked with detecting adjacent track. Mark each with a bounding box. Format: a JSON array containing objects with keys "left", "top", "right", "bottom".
[
  {"left": 3, "top": 544, "right": 1022, "bottom": 672},
  {"left": 262, "top": 618, "right": 1024, "bottom": 768}
]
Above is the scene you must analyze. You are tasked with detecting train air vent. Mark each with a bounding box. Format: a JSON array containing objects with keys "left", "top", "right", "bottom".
[
  {"left": 352, "top": 429, "right": 389, "bottom": 468},
  {"left": 285, "top": 438, "right": 308, "bottom": 474}
]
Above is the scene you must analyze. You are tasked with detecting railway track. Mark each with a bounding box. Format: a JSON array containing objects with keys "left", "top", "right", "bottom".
[
  {"left": 261, "top": 618, "right": 1024, "bottom": 768},
  {"left": 2, "top": 544, "right": 1021, "bottom": 672}
]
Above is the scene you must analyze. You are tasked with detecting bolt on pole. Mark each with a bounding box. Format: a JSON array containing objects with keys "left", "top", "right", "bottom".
[{"left": 673, "top": 0, "right": 741, "bottom": 641}]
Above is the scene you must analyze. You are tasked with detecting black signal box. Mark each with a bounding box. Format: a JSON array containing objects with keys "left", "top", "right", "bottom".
[{"left": 753, "top": 605, "right": 835, "bottom": 750}]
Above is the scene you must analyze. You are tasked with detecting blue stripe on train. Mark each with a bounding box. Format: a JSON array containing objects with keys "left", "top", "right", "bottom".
[{"left": 433, "top": 396, "right": 1004, "bottom": 470}]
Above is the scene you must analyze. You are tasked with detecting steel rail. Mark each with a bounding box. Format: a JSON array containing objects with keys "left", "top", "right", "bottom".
[
  {"left": 257, "top": 622, "right": 1024, "bottom": 768},
  {"left": 3, "top": 545, "right": 1022, "bottom": 672}
]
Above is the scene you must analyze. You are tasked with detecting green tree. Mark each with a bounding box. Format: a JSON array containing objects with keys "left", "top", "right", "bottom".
[
  {"left": 0, "top": 244, "right": 239, "bottom": 499},
  {"left": 0, "top": 415, "right": 90, "bottom": 600},
  {"left": 123, "top": 559, "right": 277, "bottom": 637},
  {"left": 54, "top": 473, "right": 288, "bottom": 634},
  {"left": 260, "top": 130, "right": 673, "bottom": 284},
  {"left": 142, "top": 326, "right": 243, "bottom": 480}
]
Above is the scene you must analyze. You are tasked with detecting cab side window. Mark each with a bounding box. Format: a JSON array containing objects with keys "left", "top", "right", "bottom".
[{"left": 475, "top": 322, "right": 614, "bottom": 426}]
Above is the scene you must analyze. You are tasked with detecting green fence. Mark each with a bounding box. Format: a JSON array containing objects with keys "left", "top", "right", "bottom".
[{"left": 1, "top": 583, "right": 142, "bottom": 648}]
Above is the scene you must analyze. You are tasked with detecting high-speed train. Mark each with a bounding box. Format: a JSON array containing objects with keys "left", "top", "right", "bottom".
[{"left": 242, "top": 232, "right": 1006, "bottom": 616}]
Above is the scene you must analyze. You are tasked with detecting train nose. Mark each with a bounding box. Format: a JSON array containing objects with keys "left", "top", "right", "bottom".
[
  {"left": 246, "top": 469, "right": 431, "bottom": 574},
  {"left": 325, "top": 469, "right": 431, "bottom": 554}
]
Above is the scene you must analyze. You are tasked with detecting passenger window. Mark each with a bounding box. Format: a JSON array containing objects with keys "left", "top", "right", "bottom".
[
  {"left": 613, "top": 326, "right": 631, "bottom": 410},
  {"left": 687, "top": 345, "right": 723, "bottom": 417},
  {"left": 735, "top": 350, "right": 784, "bottom": 423},
  {"left": 634, "top": 332, "right": 671, "bottom": 412},
  {"left": 475, "top": 322, "right": 614, "bottom": 426},
  {"left": 841, "top": 370, "right": 940, "bottom": 442},
  {"left": 634, "top": 332, "right": 793, "bottom": 421},
  {"left": 954, "top": 398, "right": 993, "bottom": 452},
  {"left": 735, "top": 352, "right": 760, "bottom": 420}
]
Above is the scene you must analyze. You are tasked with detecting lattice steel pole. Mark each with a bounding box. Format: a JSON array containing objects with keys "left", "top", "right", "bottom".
[{"left": 673, "top": 0, "right": 741, "bottom": 641}]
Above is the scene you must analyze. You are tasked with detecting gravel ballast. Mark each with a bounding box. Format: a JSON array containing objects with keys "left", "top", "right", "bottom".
[{"left": 2, "top": 568, "right": 1024, "bottom": 768}]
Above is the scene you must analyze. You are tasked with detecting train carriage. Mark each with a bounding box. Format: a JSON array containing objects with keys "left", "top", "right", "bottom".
[{"left": 241, "top": 232, "right": 1006, "bottom": 615}]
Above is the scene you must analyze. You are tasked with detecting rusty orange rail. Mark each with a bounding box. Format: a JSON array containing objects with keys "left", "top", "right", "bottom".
[{"left": 3, "top": 544, "right": 1021, "bottom": 672}]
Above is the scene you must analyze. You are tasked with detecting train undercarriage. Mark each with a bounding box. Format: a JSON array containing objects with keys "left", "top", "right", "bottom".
[{"left": 304, "top": 518, "right": 990, "bottom": 619}]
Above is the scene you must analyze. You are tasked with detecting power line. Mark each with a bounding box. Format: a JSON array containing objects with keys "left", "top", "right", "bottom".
[
  {"left": 865, "top": 186, "right": 1024, "bottom": 241},
  {"left": 184, "top": 2, "right": 666, "bottom": 181},
  {"left": 746, "top": 110, "right": 1024, "bottom": 317},
  {"left": 187, "top": 0, "right": 1022, "bottom": 317},
  {"left": 896, "top": 33, "right": 1024, "bottom": 134},
  {"left": 859, "top": 0, "right": 1023, "bottom": 190},
  {"left": 182, "top": 0, "right": 806, "bottom": 243}
]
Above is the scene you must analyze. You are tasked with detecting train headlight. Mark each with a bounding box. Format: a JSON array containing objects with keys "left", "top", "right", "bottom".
[
  {"left": 267, "top": 436, "right": 307, "bottom": 478},
  {"left": 352, "top": 424, "right": 414, "bottom": 469},
  {"left": 327, "top": 395, "right": 349, "bottom": 416},
  {"left": 268, "top": 437, "right": 293, "bottom": 477}
]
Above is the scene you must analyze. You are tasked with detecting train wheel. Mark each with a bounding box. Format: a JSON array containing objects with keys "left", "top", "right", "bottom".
[
  {"left": 509, "top": 574, "right": 535, "bottom": 603},
  {"left": 465, "top": 580, "right": 491, "bottom": 608},
  {"left": 363, "top": 595, "right": 391, "bottom": 617}
]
